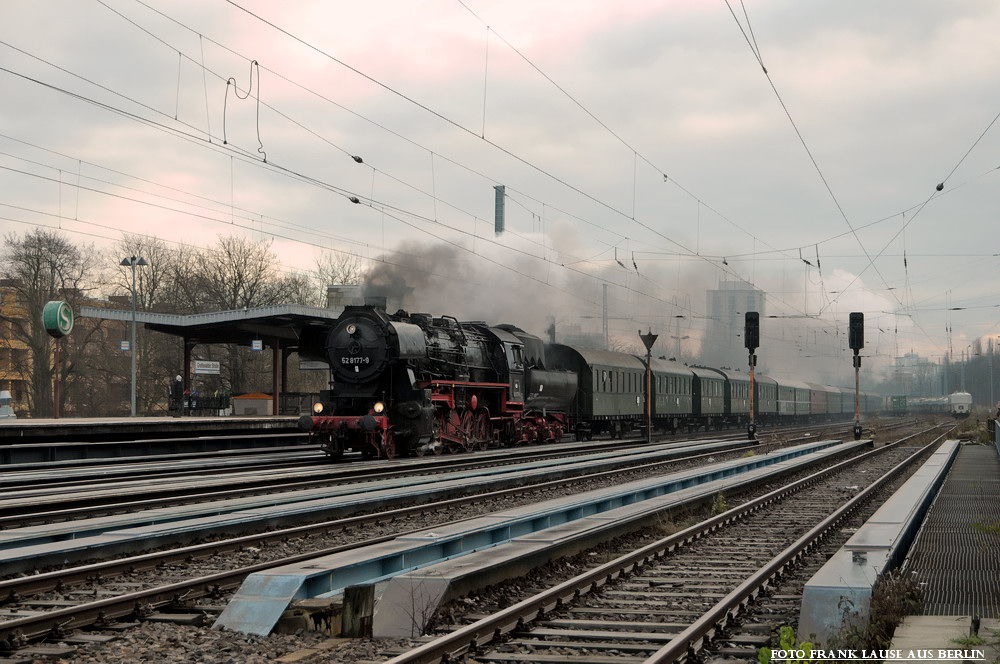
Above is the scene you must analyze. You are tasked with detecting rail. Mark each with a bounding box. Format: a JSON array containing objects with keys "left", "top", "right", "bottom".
[{"left": 380, "top": 425, "right": 946, "bottom": 664}]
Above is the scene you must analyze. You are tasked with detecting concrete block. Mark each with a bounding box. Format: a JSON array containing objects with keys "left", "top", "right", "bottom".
[{"left": 798, "top": 441, "right": 959, "bottom": 646}]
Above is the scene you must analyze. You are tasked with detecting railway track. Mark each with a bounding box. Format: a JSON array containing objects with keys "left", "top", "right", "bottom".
[
  {"left": 379, "top": 426, "right": 948, "bottom": 664},
  {"left": 2, "top": 416, "right": 876, "bottom": 489},
  {"left": 1, "top": 417, "right": 901, "bottom": 537},
  {"left": 0, "top": 429, "right": 794, "bottom": 526},
  {"left": 0, "top": 425, "right": 920, "bottom": 655}
]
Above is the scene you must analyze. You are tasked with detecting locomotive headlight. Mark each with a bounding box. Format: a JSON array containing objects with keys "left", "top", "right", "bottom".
[
  {"left": 346, "top": 323, "right": 358, "bottom": 335},
  {"left": 313, "top": 402, "right": 324, "bottom": 414},
  {"left": 373, "top": 401, "right": 385, "bottom": 414}
]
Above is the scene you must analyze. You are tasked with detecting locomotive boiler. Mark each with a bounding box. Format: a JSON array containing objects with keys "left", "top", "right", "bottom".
[{"left": 299, "top": 305, "right": 577, "bottom": 460}]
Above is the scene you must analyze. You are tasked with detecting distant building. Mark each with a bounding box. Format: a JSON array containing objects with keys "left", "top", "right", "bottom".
[
  {"left": 890, "top": 351, "right": 940, "bottom": 397},
  {"left": 0, "top": 282, "right": 29, "bottom": 411},
  {"left": 0, "top": 281, "right": 131, "bottom": 417},
  {"left": 704, "top": 280, "right": 765, "bottom": 369}
]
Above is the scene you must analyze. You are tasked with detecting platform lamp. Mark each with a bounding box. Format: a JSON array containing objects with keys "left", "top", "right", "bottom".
[
  {"left": 849, "top": 312, "right": 864, "bottom": 440},
  {"left": 745, "top": 312, "right": 759, "bottom": 440},
  {"left": 121, "top": 256, "right": 148, "bottom": 416}
]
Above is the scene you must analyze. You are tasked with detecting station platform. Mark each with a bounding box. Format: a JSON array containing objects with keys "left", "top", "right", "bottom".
[
  {"left": 0, "top": 415, "right": 300, "bottom": 442},
  {"left": 904, "top": 443, "right": 1000, "bottom": 617},
  {"left": 890, "top": 616, "right": 1000, "bottom": 664},
  {"left": 0, "top": 416, "right": 306, "bottom": 463}
]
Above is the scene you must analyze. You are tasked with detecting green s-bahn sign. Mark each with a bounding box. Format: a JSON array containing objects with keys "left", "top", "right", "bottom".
[{"left": 42, "top": 300, "right": 74, "bottom": 338}]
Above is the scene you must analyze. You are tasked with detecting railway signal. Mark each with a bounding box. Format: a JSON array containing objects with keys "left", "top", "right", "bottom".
[
  {"left": 849, "top": 312, "right": 864, "bottom": 440},
  {"left": 639, "top": 329, "right": 658, "bottom": 445},
  {"left": 745, "top": 312, "right": 759, "bottom": 440}
]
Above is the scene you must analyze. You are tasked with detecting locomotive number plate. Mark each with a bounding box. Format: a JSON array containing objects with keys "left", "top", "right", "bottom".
[{"left": 341, "top": 357, "right": 371, "bottom": 365}]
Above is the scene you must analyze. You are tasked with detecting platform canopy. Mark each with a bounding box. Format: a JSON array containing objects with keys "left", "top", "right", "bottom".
[
  {"left": 80, "top": 304, "right": 340, "bottom": 347},
  {"left": 80, "top": 304, "right": 342, "bottom": 410}
]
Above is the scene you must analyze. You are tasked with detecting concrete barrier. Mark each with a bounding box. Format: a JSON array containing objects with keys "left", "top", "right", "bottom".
[{"left": 797, "top": 440, "right": 959, "bottom": 645}]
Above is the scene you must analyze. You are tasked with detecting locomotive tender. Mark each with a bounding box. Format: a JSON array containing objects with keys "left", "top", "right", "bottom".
[{"left": 299, "top": 303, "right": 880, "bottom": 460}]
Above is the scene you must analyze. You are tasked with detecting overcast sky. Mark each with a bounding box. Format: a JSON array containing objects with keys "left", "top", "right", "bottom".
[{"left": 2, "top": 0, "right": 999, "bottom": 381}]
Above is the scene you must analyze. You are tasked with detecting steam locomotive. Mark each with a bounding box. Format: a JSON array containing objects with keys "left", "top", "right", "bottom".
[
  {"left": 298, "top": 304, "right": 881, "bottom": 460},
  {"left": 298, "top": 305, "right": 576, "bottom": 459}
]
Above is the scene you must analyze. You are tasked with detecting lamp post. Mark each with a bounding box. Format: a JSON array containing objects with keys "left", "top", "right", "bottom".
[{"left": 121, "top": 256, "right": 148, "bottom": 416}]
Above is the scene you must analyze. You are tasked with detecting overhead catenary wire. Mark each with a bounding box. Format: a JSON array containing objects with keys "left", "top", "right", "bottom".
[
  {"left": 2, "top": 3, "right": 969, "bottom": 357},
  {"left": 59, "top": 4, "right": 680, "bottom": 267},
  {"left": 0, "top": 27, "right": 738, "bottom": 325},
  {"left": 218, "top": 0, "right": 790, "bottom": 289},
  {"left": 720, "top": 0, "right": 961, "bottom": 356},
  {"left": 110, "top": 0, "right": 892, "bottom": 332}
]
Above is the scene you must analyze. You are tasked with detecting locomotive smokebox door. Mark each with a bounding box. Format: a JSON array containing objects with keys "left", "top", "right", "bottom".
[{"left": 327, "top": 313, "right": 391, "bottom": 384}]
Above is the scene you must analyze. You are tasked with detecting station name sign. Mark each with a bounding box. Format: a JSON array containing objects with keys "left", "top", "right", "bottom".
[{"left": 192, "top": 360, "right": 221, "bottom": 375}]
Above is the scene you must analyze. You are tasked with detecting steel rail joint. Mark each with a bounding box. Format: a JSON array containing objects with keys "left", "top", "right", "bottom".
[{"left": 381, "top": 425, "right": 944, "bottom": 664}]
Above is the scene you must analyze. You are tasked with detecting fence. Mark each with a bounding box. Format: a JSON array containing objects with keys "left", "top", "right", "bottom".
[{"left": 279, "top": 392, "right": 320, "bottom": 415}]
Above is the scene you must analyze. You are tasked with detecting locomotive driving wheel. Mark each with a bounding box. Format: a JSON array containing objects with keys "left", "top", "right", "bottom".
[
  {"left": 459, "top": 410, "right": 477, "bottom": 452},
  {"left": 379, "top": 431, "right": 396, "bottom": 460},
  {"left": 474, "top": 409, "right": 491, "bottom": 450}
]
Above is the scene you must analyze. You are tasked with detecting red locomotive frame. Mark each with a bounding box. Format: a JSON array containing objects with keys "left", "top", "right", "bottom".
[{"left": 310, "top": 378, "right": 568, "bottom": 459}]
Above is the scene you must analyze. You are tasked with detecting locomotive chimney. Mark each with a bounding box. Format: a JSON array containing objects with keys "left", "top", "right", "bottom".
[{"left": 364, "top": 295, "right": 388, "bottom": 311}]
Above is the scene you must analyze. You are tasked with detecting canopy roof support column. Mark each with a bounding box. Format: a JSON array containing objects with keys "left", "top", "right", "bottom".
[{"left": 271, "top": 339, "right": 282, "bottom": 416}]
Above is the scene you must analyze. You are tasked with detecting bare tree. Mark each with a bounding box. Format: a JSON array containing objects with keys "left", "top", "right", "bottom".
[
  {"left": 196, "top": 235, "right": 292, "bottom": 311},
  {"left": 284, "top": 271, "right": 317, "bottom": 307},
  {"left": 0, "top": 229, "right": 97, "bottom": 417},
  {"left": 184, "top": 235, "right": 298, "bottom": 394},
  {"left": 110, "top": 234, "right": 185, "bottom": 413},
  {"left": 608, "top": 335, "right": 643, "bottom": 356},
  {"left": 314, "top": 250, "right": 362, "bottom": 303}
]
